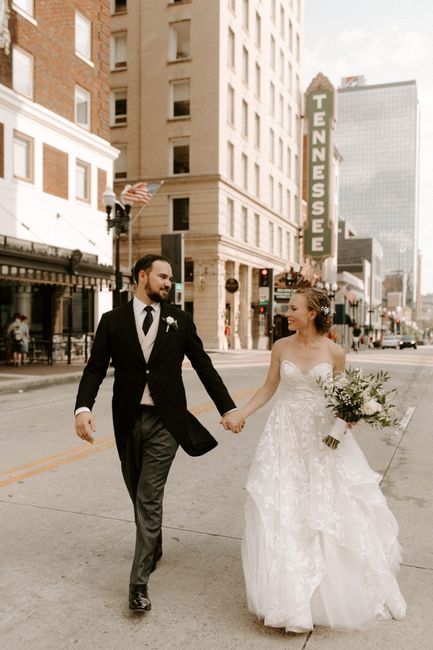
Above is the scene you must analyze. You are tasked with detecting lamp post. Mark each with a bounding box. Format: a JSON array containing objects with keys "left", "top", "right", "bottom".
[{"left": 102, "top": 187, "right": 132, "bottom": 309}]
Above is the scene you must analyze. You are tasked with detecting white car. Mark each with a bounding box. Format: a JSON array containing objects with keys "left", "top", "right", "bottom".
[{"left": 381, "top": 335, "right": 400, "bottom": 349}]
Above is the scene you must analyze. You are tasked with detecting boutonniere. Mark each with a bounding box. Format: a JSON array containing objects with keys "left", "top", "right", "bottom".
[{"left": 163, "top": 316, "right": 178, "bottom": 333}]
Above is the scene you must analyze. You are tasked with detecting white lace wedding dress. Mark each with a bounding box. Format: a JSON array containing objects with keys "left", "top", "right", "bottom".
[{"left": 242, "top": 360, "right": 406, "bottom": 633}]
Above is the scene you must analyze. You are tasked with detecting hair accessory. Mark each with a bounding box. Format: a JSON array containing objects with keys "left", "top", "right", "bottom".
[{"left": 321, "top": 305, "right": 330, "bottom": 315}]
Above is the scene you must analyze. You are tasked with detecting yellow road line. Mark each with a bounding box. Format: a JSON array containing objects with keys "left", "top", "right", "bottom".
[{"left": 0, "top": 387, "right": 257, "bottom": 489}]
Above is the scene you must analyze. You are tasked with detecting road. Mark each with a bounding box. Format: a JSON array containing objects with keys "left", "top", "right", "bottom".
[{"left": 1, "top": 347, "right": 432, "bottom": 649}]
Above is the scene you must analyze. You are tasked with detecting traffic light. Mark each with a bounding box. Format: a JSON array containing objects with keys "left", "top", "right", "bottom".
[
  {"left": 259, "top": 305, "right": 266, "bottom": 314},
  {"left": 259, "top": 268, "right": 272, "bottom": 287}
]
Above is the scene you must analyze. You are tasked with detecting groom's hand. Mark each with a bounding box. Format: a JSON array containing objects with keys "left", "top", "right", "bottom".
[
  {"left": 221, "top": 411, "right": 244, "bottom": 434},
  {"left": 75, "top": 412, "right": 96, "bottom": 444}
]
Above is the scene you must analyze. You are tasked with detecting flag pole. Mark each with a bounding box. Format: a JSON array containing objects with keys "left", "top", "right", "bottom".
[{"left": 125, "top": 181, "right": 164, "bottom": 274}]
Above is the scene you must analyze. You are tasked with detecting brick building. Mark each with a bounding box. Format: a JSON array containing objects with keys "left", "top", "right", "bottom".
[{"left": 0, "top": 0, "right": 118, "bottom": 361}]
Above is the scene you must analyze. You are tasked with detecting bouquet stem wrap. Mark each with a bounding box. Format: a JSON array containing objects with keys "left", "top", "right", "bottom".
[{"left": 323, "top": 417, "right": 348, "bottom": 449}]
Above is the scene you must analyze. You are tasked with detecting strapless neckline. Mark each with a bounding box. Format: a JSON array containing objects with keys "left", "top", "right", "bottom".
[{"left": 280, "top": 359, "right": 333, "bottom": 377}]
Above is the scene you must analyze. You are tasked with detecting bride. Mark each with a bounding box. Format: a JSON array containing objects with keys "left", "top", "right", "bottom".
[{"left": 238, "top": 287, "right": 406, "bottom": 633}]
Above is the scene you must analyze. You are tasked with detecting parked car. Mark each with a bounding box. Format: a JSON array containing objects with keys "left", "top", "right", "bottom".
[
  {"left": 381, "top": 335, "right": 401, "bottom": 349},
  {"left": 399, "top": 334, "right": 417, "bottom": 349}
]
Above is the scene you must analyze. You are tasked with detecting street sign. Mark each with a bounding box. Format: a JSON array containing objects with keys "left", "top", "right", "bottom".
[{"left": 259, "top": 287, "right": 269, "bottom": 304}]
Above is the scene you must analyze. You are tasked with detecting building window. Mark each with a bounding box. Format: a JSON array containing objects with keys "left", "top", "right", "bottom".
[
  {"left": 255, "top": 63, "right": 261, "bottom": 98},
  {"left": 269, "top": 128, "right": 275, "bottom": 163},
  {"left": 270, "top": 35, "right": 275, "bottom": 70},
  {"left": 75, "top": 12, "right": 91, "bottom": 61},
  {"left": 278, "top": 226, "right": 283, "bottom": 256},
  {"left": 75, "top": 86, "right": 90, "bottom": 129},
  {"left": 241, "top": 206, "right": 248, "bottom": 242},
  {"left": 255, "top": 12, "right": 261, "bottom": 49},
  {"left": 13, "top": 131, "right": 33, "bottom": 182},
  {"left": 278, "top": 182, "right": 283, "bottom": 213},
  {"left": 241, "top": 153, "right": 248, "bottom": 189},
  {"left": 111, "top": 32, "right": 127, "bottom": 69},
  {"left": 172, "top": 197, "right": 190, "bottom": 231},
  {"left": 270, "top": 82, "right": 275, "bottom": 116},
  {"left": 254, "top": 113, "right": 260, "bottom": 148},
  {"left": 269, "top": 175, "right": 274, "bottom": 208},
  {"left": 242, "top": 46, "right": 249, "bottom": 85},
  {"left": 242, "top": 100, "right": 248, "bottom": 138},
  {"left": 286, "top": 231, "right": 291, "bottom": 259},
  {"left": 279, "top": 94, "right": 284, "bottom": 126},
  {"left": 254, "top": 163, "right": 260, "bottom": 197},
  {"left": 227, "top": 198, "right": 235, "bottom": 237},
  {"left": 227, "top": 85, "right": 235, "bottom": 125},
  {"left": 228, "top": 0, "right": 236, "bottom": 12},
  {"left": 13, "top": 0, "right": 33, "bottom": 16},
  {"left": 280, "top": 6, "right": 285, "bottom": 38},
  {"left": 279, "top": 50, "right": 284, "bottom": 82},
  {"left": 111, "top": 89, "right": 127, "bottom": 125},
  {"left": 12, "top": 47, "right": 33, "bottom": 99},
  {"left": 242, "top": 0, "right": 249, "bottom": 30},
  {"left": 289, "top": 20, "right": 293, "bottom": 51},
  {"left": 254, "top": 213, "right": 260, "bottom": 247},
  {"left": 227, "top": 141, "right": 234, "bottom": 180},
  {"left": 114, "top": 144, "right": 127, "bottom": 179},
  {"left": 271, "top": 0, "right": 276, "bottom": 23},
  {"left": 296, "top": 34, "right": 300, "bottom": 62},
  {"left": 171, "top": 80, "right": 190, "bottom": 117},
  {"left": 172, "top": 139, "right": 190, "bottom": 174},
  {"left": 228, "top": 28, "right": 235, "bottom": 68},
  {"left": 278, "top": 138, "right": 283, "bottom": 170},
  {"left": 185, "top": 259, "right": 194, "bottom": 282},
  {"left": 287, "top": 146, "right": 292, "bottom": 178},
  {"left": 170, "top": 21, "right": 191, "bottom": 60},
  {"left": 76, "top": 160, "right": 91, "bottom": 202},
  {"left": 112, "top": 0, "right": 127, "bottom": 13},
  {"left": 287, "top": 189, "right": 291, "bottom": 219},
  {"left": 269, "top": 221, "right": 274, "bottom": 252}
]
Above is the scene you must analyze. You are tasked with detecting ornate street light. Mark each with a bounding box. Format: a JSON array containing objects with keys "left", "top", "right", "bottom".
[{"left": 102, "top": 187, "right": 132, "bottom": 308}]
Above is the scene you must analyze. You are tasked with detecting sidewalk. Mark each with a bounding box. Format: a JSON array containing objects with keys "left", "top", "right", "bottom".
[{"left": 0, "top": 350, "right": 273, "bottom": 395}]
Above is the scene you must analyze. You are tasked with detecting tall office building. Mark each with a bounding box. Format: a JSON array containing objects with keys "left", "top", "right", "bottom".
[
  {"left": 336, "top": 78, "right": 418, "bottom": 306},
  {"left": 110, "top": 0, "right": 304, "bottom": 349}
]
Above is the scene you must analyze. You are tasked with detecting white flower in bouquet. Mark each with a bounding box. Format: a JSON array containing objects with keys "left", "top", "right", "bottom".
[{"left": 362, "top": 399, "right": 382, "bottom": 416}]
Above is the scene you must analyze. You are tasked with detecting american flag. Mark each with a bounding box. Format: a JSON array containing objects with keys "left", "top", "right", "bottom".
[{"left": 121, "top": 182, "right": 152, "bottom": 205}]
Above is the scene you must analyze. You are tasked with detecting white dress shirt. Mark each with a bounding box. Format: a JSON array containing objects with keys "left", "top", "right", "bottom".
[{"left": 133, "top": 296, "right": 160, "bottom": 406}]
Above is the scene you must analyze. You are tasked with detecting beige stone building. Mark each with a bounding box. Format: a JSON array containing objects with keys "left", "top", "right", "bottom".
[{"left": 110, "top": 0, "right": 303, "bottom": 349}]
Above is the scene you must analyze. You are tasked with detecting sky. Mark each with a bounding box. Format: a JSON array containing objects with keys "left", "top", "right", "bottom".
[{"left": 303, "top": 0, "right": 433, "bottom": 295}]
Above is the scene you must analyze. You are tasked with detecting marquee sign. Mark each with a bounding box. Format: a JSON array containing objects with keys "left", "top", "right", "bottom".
[{"left": 304, "top": 75, "right": 335, "bottom": 259}]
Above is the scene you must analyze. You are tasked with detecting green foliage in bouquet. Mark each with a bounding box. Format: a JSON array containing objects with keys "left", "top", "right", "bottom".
[{"left": 318, "top": 368, "right": 400, "bottom": 448}]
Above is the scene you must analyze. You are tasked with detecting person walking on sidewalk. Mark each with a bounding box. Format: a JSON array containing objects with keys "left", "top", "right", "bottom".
[
  {"left": 7, "top": 313, "right": 24, "bottom": 367},
  {"left": 74, "top": 254, "right": 243, "bottom": 613},
  {"left": 352, "top": 324, "right": 362, "bottom": 352}
]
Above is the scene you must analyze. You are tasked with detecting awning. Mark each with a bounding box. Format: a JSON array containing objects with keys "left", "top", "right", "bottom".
[{"left": 0, "top": 235, "right": 113, "bottom": 290}]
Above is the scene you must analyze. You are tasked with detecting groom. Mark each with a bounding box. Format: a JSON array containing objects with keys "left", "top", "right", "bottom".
[{"left": 74, "top": 254, "right": 243, "bottom": 612}]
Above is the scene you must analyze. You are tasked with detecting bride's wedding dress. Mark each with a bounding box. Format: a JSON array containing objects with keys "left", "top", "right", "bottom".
[{"left": 242, "top": 360, "right": 406, "bottom": 632}]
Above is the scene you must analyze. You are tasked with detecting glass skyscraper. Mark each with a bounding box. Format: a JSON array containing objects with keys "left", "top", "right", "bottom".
[{"left": 336, "top": 80, "right": 418, "bottom": 304}]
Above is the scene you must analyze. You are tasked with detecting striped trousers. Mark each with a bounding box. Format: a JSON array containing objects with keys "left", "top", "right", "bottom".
[{"left": 121, "top": 406, "right": 178, "bottom": 586}]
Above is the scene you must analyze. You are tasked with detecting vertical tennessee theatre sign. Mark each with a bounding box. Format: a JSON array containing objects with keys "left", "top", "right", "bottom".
[{"left": 304, "top": 76, "right": 335, "bottom": 259}]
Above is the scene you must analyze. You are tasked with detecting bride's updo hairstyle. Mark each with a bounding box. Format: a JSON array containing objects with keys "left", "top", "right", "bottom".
[{"left": 294, "top": 287, "right": 333, "bottom": 334}]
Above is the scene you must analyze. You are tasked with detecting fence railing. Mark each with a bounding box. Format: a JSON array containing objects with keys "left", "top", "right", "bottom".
[{"left": 1, "top": 332, "right": 94, "bottom": 365}]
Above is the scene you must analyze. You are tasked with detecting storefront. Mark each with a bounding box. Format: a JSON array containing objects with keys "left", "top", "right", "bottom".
[{"left": 0, "top": 236, "right": 113, "bottom": 363}]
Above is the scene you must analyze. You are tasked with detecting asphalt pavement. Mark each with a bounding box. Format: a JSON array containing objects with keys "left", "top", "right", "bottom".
[{"left": 1, "top": 347, "right": 432, "bottom": 649}]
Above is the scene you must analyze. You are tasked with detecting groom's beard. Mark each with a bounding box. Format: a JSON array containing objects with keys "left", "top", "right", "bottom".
[{"left": 147, "top": 289, "right": 170, "bottom": 303}]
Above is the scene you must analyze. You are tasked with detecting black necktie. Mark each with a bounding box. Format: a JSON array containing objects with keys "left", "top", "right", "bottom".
[{"left": 142, "top": 305, "right": 153, "bottom": 336}]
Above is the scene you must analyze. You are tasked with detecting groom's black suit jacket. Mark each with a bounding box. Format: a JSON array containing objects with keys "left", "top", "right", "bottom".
[{"left": 75, "top": 300, "right": 236, "bottom": 458}]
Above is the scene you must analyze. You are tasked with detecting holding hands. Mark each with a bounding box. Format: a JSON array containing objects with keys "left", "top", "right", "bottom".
[{"left": 221, "top": 410, "right": 245, "bottom": 434}]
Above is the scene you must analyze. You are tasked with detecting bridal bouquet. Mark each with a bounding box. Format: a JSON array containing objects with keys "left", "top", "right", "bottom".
[{"left": 318, "top": 368, "right": 399, "bottom": 449}]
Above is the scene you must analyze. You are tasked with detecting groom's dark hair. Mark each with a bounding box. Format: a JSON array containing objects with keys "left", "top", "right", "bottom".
[{"left": 132, "top": 254, "right": 172, "bottom": 284}]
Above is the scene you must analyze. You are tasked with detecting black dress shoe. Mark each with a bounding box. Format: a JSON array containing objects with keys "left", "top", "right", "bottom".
[
  {"left": 129, "top": 584, "right": 151, "bottom": 612},
  {"left": 151, "top": 546, "right": 163, "bottom": 573}
]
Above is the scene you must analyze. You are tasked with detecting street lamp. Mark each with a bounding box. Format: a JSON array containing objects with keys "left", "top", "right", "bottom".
[{"left": 102, "top": 187, "right": 132, "bottom": 308}]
